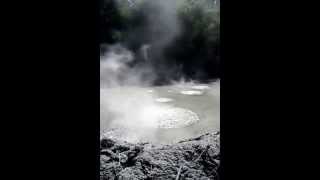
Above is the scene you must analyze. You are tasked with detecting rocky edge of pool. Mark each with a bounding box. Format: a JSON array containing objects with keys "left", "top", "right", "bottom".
[{"left": 100, "top": 131, "right": 220, "bottom": 180}]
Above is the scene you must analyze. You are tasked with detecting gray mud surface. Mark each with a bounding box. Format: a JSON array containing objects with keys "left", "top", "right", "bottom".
[{"left": 100, "top": 131, "right": 220, "bottom": 180}]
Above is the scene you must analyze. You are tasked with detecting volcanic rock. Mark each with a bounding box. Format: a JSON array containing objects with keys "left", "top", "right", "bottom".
[{"left": 100, "top": 131, "right": 220, "bottom": 180}]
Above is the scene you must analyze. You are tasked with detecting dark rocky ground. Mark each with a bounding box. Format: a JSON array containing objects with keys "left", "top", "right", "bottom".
[{"left": 100, "top": 131, "right": 220, "bottom": 180}]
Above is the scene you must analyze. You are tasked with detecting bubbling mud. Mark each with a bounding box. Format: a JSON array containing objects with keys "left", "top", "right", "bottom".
[
  {"left": 141, "top": 106, "right": 200, "bottom": 129},
  {"left": 191, "top": 85, "right": 211, "bottom": 90},
  {"left": 180, "top": 90, "right": 203, "bottom": 95},
  {"left": 101, "top": 106, "right": 201, "bottom": 143},
  {"left": 156, "top": 107, "right": 200, "bottom": 128},
  {"left": 155, "top": 97, "right": 174, "bottom": 103}
]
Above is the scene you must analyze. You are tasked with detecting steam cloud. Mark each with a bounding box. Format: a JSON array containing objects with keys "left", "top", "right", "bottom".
[
  {"left": 100, "top": 43, "right": 173, "bottom": 142},
  {"left": 100, "top": 44, "right": 156, "bottom": 87},
  {"left": 101, "top": 0, "right": 187, "bottom": 86}
]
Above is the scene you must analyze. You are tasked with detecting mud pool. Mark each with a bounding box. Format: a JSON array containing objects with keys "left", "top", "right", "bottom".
[{"left": 100, "top": 81, "right": 220, "bottom": 144}]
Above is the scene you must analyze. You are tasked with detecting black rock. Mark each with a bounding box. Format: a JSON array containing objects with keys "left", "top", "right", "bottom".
[{"left": 100, "top": 138, "right": 115, "bottom": 149}]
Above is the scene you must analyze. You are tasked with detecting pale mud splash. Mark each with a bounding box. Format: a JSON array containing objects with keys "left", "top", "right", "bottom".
[
  {"left": 180, "top": 90, "right": 203, "bottom": 95},
  {"left": 191, "top": 85, "right": 211, "bottom": 90},
  {"left": 155, "top": 97, "right": 174, "bottom": 103}
]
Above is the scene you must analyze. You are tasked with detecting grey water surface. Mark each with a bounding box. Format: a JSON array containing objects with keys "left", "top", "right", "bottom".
[{"left": 100, "top": 81, "right": 219, "bottom": 144}]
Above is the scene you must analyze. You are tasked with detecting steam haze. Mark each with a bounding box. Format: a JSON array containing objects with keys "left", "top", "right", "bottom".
[{"left": 100, "top": 0, "right": 220, "bottom": 143}]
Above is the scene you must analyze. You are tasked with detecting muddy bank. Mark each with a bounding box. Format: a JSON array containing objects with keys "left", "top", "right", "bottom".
[{"left": 100, "top": 131, "right": 220, "bottom": 180}]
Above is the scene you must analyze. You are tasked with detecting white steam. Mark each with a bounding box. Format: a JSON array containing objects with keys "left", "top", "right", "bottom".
[
  {"left": 100, "top": 44, "right": 178, "bottom": 142},
  {"left": 100, "top": 44, "right": 156, "bottom": 88}
]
